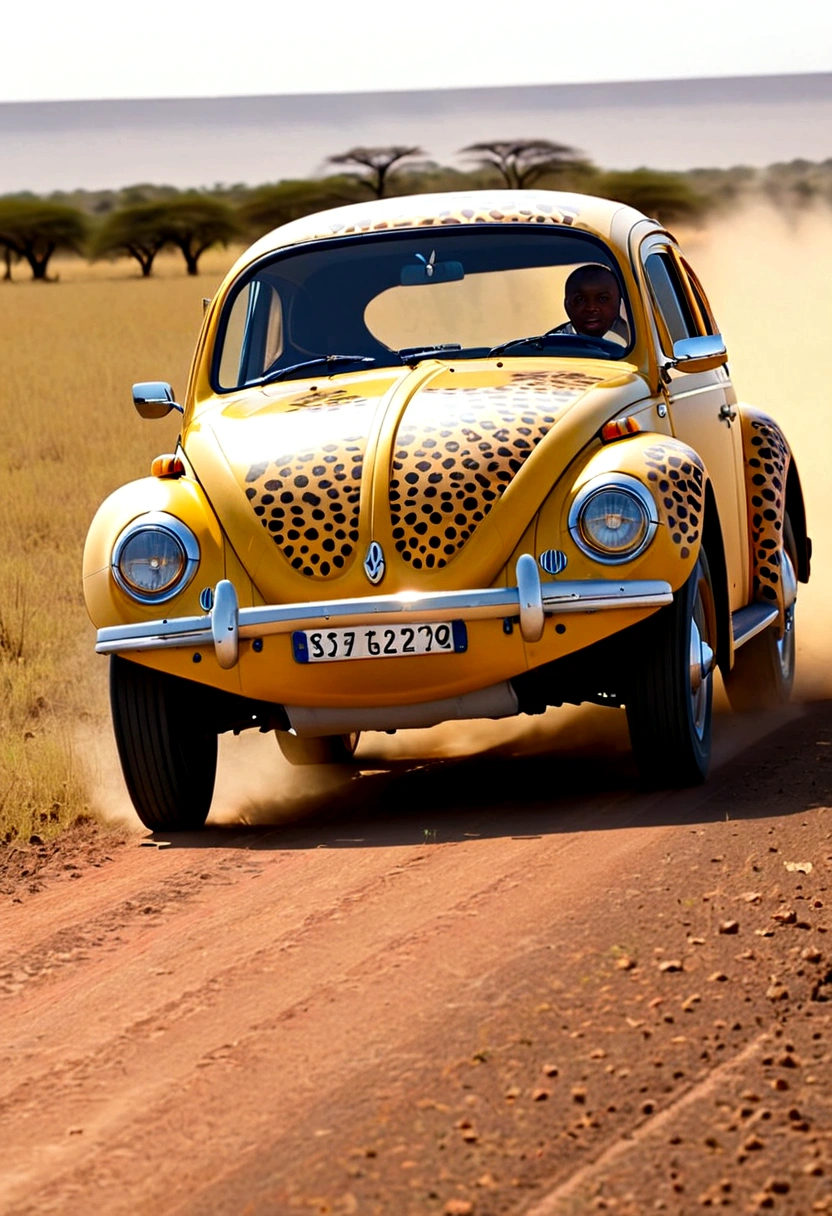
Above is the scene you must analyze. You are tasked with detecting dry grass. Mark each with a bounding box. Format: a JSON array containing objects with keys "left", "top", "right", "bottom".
[{"left": 0, "top": 247, "right": 238, "bottom": 841}]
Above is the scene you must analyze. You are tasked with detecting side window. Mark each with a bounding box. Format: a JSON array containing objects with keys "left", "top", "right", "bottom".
[
  {"left": 644, "top": 251, "right": 697, "bottom": 350},
  {"left": 680, "top": 258, "right": 718, "bottom": 336}
]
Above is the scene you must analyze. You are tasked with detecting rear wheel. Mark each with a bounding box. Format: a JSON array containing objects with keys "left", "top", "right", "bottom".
[
  {"left": 626, "top": 550, "right": 717, "bottom": 787},
  {"left": 724, "top": 516, "right": 798, "bottom": 712},
  {"left": 109, "top": 656, "right": 217, "bottom": 831},
  {"left": 276, "top": 731, "right": 360, "bottom": 766}
]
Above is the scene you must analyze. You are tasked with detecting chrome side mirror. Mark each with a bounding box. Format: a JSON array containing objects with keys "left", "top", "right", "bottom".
[
  {"left": 132, "top": 382, "right": 184, "bottom": 419},
  {"left": 671, "top": 334, "right": 727, "bottom": 374}
]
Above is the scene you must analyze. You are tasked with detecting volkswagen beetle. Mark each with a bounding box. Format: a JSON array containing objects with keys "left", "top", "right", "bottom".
[{"left": 83, "top": 190, "right": 811, "bottom": 830}]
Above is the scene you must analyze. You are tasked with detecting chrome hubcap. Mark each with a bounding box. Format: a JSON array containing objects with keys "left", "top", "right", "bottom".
[
  {"left": 689, "top": 576, "right": 715, "bottom": 739},
  {"left": 776, "top": 549, "right": 797, "bottom": 681}
]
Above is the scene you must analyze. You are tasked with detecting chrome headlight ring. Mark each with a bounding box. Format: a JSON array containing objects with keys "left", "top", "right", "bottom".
[
  {"left": 112, "top": 512, "right": 200, "bottom": 604},
  {"left": 568, "top": 473, "right": 658, "bottom": 565}
]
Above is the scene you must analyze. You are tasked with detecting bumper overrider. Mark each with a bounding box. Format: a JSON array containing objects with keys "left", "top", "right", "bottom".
[{"left": 96, "top": 554, "right": 673, "bottom": 670}]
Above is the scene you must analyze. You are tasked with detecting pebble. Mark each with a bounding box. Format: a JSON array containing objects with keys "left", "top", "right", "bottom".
[
  {"left": 718, "top": 920, "right": 740, "bottom": 935},
  {"left": 659, "top": 960, "right": 683, "bottom": 973},
  {"left": 444, "top": 1202, "right": 474, "bottom": 1216},
  {"left": 707, "top": 972, "right": 729, "bottom": 983}
]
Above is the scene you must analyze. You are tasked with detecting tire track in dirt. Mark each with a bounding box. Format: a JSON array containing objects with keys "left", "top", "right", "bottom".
[{"left": 0, "top": 704, "right": 824, "bottom": 1215}]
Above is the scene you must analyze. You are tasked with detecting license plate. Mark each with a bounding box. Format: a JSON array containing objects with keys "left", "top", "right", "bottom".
[{"left": 292, "top": 620, "right": 468, "bottom": 664}]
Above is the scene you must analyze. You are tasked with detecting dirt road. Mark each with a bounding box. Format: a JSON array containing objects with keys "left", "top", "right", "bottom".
[{"left": 2, "top": 703, "right": 831, "bottom": 1215}]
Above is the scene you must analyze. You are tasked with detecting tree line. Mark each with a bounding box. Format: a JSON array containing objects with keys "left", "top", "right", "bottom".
[{"left": 1, "top": 140, "right": 829, "bottom": 282}]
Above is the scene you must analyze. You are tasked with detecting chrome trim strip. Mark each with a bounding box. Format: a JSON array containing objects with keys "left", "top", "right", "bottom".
[
  {"left": 732, "top": 602, "right": 779, "bottom": 649},
  {"left": 567, "top": 473, "right": 659, "bottom": 566},
  {"left": 95, "top": 569, "right": 674, "bottom": 665},
  {"left": 111, "top": 512, "right": 200, "bottom": 605}
]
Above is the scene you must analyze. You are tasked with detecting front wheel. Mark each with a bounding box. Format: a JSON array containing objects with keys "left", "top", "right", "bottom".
[
  {"left": 625, "top": 551, "right": 717, "bottom": 787},
  {"left": 724, "top": 516, "right": 798, "bottom": 712},
  {"left": 109, "top": 657, "right": 217, "bottom": 831},
  {"left": 275, "top": 731, "right": 360, "bottom": 766}
]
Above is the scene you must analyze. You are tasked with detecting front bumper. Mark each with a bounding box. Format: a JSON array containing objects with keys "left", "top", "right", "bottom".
[{"left": 95, "top": 554, "right": 673, "bottom": 671}]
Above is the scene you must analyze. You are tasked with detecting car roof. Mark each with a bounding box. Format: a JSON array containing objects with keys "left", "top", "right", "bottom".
[{"left": 230, "top": 189, "right": 653, "bottom": 277}]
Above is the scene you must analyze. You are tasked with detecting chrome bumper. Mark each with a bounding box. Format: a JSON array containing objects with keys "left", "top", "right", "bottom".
[{"left": 95, "top": 554, "right": 673, "bottom": 671}]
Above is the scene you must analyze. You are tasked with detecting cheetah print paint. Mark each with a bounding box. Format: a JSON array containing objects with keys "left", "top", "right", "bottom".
[
  {"left": 390, "top": 371, "right": 601, "bottom": 570},
  {"left": 641, "top": 441, "right": 706, "bottom": 560},
  {"left": 739, "top": 408, "right": 791, "bottom": 605},
  {"left": 243, "top": 397, "right": 374, "bottom": 578},
  {"left": 322, "top": 199, "right": 582, "bottom": 239}
]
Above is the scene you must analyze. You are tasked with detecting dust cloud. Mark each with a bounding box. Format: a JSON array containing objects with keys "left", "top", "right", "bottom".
[{"left": 682, "top": 202, "right": 832, "bottom": 700}]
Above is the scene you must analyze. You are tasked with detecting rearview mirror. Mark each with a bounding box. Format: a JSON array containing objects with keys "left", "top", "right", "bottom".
[
  {"left": 132, "top": 382, "right": 184, "bottom": 419},
  {"left": 400, "top": 257, "right": 464, "bottom": 286},
  {"left": 672, "top": 335, "right": 727, "bottom": 374}
]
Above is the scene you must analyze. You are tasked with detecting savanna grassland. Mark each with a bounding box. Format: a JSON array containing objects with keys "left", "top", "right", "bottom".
[{"left": 0, "top": 248, "right": 241, "bottom": 841}]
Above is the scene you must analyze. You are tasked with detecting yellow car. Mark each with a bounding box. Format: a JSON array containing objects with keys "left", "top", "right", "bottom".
[{"left": 83, "top": 190, "right": 811, "bottom": 830}]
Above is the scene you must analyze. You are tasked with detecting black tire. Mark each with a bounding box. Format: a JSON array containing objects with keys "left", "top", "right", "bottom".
[
  {"left": 275, "top": 731, "right": 360, "bottom": 766},
  {"left": 723, "top": 515, "right": 798, "bottom": 713},
  {"left": 626, "top": 550, "right": 717, "bottom": 787},
  {"left": 109, "top": 656, "right": 217, "bottom": 831}
]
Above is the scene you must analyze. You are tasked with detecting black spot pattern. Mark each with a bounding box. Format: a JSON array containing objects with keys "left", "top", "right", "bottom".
[
  {"left": 741, "top": 411, "right": 791, "bottom": 603},
  {"left": 389, "top": 372, "right": 599, "bottom": 570},
  {"left": 642, "top": 441, "right": 706, "bottom": 562},
  {"left": 244, "top": 397, "right": 373, "bottom": 578}
]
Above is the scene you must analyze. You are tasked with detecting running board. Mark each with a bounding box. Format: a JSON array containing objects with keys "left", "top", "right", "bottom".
[{"left": 732, "top": 602, "right": 778, "bottom": 649}]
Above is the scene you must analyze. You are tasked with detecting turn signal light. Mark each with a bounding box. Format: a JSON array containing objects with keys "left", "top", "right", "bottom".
[
  {"left": 151, "top": 454, "right": 185, "bottom": 479},
  {"left": 601, "top": 417, "right": 641, "bottom": 442}
]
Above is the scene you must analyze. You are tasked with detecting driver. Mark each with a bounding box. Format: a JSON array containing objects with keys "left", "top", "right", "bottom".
[{"left": 551, "top": 264, "right": 629, "bottom": 345}]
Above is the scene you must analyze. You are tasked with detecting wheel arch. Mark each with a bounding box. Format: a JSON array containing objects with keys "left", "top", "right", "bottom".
[{"left": 785, "top": 458, "right": 811, "bottom": 584}]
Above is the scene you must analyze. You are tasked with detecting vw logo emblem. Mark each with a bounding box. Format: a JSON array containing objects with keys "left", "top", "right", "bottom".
[{"left": 364, "top": 541, "right": 385, "bottom": 585}]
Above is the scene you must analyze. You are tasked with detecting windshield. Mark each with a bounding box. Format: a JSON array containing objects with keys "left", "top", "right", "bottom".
[{"left": 213, "top": 227, "right": 633, "bottom": 390}]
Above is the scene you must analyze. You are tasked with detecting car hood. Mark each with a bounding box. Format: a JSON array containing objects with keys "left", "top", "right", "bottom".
[{"left": 186, "top": 360, "right": 648, "bottom": 602}]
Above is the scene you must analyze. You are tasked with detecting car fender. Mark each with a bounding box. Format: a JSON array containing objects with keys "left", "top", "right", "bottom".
[
  {"left": 736, "top": 405, "right": 808, "bottom": 628},
  {"left": 532, "top": 433, "right": 709, "bottom": 597},
  {"left": 82, "top": 473, "right": 252, "bottom": 633}
]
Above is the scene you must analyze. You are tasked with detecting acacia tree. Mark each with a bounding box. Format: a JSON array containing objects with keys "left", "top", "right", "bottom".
[
  {"left": 326, "top": 146, "right": 425, "bottom": 199},
  {"left": 0, "top": 199, "right": 87, "bottom": 280},
  {"left": 238, "top": 177, "right": 362, "bottom": 237},
  {"left": 157, "top": 195, "right": 239, "bottom": 276},
  {"left": 460, "top": 139, "right": 584, "bottom": 189},
  {"left": 91, "top": 201, "right": 170, "bottom": 277},
  {"left": 598, "top": 169, "right": 707, "bottom": 224}
]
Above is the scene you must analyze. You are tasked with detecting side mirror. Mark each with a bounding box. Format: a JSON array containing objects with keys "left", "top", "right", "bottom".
[
  {"left": 132, "top": 382, "right": 184, "bottom": 419},
  {"left": 671, "top": 334, "right": 727, "bottom": 374}
]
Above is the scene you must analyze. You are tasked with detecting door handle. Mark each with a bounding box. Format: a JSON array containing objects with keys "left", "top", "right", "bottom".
[{"left": 719, "top": 404, "right": 737, "bottom": 423}]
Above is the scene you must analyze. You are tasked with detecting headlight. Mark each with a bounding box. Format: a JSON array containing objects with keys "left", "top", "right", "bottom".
[
  {"left": 112, "top": 513, "right": 199, "bottom": 603},
  {"left": 568, "top": 474, "right": 657, "bottom": 564}
]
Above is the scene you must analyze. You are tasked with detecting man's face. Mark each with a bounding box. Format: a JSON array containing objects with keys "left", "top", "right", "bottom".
[{"left": 564, "top": 274, "right": 621, "bottom": 337}]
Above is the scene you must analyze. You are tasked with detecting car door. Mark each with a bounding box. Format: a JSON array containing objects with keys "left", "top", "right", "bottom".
[{"left": 640, "top": 238, "right": 749, "bottom": 609}]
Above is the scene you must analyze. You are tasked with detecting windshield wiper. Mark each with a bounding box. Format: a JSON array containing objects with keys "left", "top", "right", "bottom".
[
  {"left": 488, "top": 333, "right": 617, "bottom": 359},
  {"left": 256, "top": 354, "right": 383, "bottom": 386},
  {"left": 398, "top": 343, "right": 463, "bottom": 364}
]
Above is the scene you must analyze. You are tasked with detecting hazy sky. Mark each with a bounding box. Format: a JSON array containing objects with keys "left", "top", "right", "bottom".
[{"left": 4, "top": 0, "right": 831, "bottom": 102}]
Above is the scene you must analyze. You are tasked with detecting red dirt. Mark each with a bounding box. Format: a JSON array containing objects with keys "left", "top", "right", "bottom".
[{"left": 1, "top": 702, "right": 831, "bottom": 1215}]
